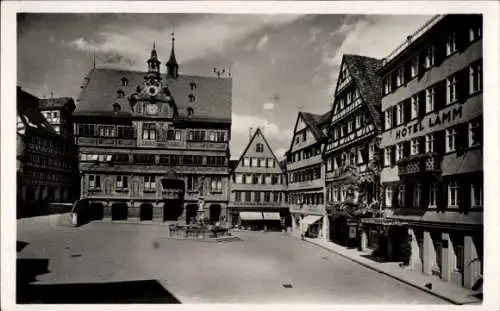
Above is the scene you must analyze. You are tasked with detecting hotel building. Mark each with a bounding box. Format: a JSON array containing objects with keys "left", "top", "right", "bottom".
[{"left": 378, "top": 14, "right": 483, "bottom": 289}]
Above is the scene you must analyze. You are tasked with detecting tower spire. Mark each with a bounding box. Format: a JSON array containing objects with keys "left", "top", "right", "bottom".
[
  {"left": 146, "top": 41, "right": 161, "bottom": 76},
  {"left": 166, "top": 31, "right": 179, "bottom": 79}
]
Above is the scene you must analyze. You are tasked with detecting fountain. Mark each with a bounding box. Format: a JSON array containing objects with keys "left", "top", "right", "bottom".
[{"left": 168, "top": 197, "right": 235, "bottom": 241}]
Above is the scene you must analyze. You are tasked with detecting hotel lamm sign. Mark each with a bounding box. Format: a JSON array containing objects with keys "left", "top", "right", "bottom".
[{"left": 389, "top": 104, "right": 464, "bottom": 143}]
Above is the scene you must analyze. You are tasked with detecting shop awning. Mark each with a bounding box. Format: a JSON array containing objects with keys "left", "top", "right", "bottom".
[
  {"left": 239, "top": 211, "right": 263, "bottom": 221},
  {"left": 263, "top": 212, "right": 280, "bottom": 220},
  {"left": 301, "top": 215, "right": 322, "bottom": 225}
]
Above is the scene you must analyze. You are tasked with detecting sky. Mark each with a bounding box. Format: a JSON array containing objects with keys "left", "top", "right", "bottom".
[{"left": 17, "top": 13, "right": 432, "bottom": 160}]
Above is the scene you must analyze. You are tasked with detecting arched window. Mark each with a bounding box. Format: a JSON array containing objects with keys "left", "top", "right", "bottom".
[
  {"left": 188, "top": 94, "right": 196, "bottom": 103},
  {"left": 117, "top": 89, "right": 125, "bottom": 98},
  {"left": 120, "top": 77, "right": 129, "bottom": 86},
  {"left": 187, "top": 107, "right": 194, "bottom": 116},
  {"left": 113, "top": 103, "right": 121, "bottom": 113},
  {"left": 256, "top": 143, "right": 264, "bottom": 153}
]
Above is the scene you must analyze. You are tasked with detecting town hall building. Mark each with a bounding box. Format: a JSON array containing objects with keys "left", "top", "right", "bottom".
[{"left": 74, "top": 36, "right": 232, "bottom": 223}]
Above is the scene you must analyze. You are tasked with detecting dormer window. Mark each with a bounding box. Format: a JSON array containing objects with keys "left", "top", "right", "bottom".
[
  {"left": 117, "top": 89, "right": 125, "bottom": 98},
  {"left": 113, "top": 103, "right": 121, "bottom": 113},
  {"left": 187, "top": 107, "right": 194, "bottom": 116},
  {"left": 121, "top": 77, "right": 129, "bottom": 86},
  {"left": 188, "top": 94, "right": 196, "bottom": 103},
  {"left": 189, "top": 82, "right": 197, "bottom": 90},
  {"left": 136, "top": 85, "right": 142, "bottom": 93}
]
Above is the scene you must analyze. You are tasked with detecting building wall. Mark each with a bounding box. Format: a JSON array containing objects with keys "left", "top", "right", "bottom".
[{"left": 377, "top": 14, "right": 483, "bottom": 289}]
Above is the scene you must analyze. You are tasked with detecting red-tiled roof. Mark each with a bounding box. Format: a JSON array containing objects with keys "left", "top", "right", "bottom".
[
  {"left": 75, "top": 68, "right": 232, "bottom": 122},
  {"left": 342, "top": 54, "right": 383, "bottom": 131}
]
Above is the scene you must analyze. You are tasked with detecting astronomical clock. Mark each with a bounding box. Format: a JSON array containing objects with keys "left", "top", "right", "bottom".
[{"left": 129, "top": 75, "right": 178, "bottom": 118}]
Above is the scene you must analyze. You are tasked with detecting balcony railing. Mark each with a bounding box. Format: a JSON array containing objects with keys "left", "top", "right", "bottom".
[
  {"left": 286, "top": 154, "right": 322, "bottom": 171},
  {"left": 287, "top": 178, "right": 324, "bottom": 191},
  {"left": 77, "top": 137, "right": 136, "bottom": 147},
  {"left": 398, "top": 153, "right": 442, "bottom": 176}
]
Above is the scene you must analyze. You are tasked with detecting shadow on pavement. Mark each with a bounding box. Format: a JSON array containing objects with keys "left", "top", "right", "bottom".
[
  {"left": 360, "top": 253, "right": 399, "bottom": 264},
  {"left": 17, "top": 258, "right": 181, "bottom": 304}
]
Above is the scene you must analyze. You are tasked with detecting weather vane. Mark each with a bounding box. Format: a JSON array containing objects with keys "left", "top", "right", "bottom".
[{"left": 214, "top": 67, "right": 225, "bottom": 78}]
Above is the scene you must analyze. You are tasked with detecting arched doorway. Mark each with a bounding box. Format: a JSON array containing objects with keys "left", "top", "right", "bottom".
[
  {"left": 140, "top": 203, "right": 153, "bottom": 221},
  {"left": 89, "top": 202, "right": 104, "bottom": 221},
  {"left": 209, "top": 204, "right": 221, "bottom": 224},
  {"left": 185, "top": 204, "right": 198, "bottom": 224},
  {"left": 111, "top": 202, "right": 128, "bottom": 221},
  {"left": 160, "top": 169, "right": 185, "bottom": 222}
]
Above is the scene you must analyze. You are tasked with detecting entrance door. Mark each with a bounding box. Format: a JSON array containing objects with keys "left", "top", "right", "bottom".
[
  {"left": 163, "top": 199, "right": 183, "bottom": 221},
  {"left": 89, "top": 203, "right": 104, "bottom": 221},
  {"left": 111, "top": 203, "right": 128, "bottom": 220},
  {"left": 140, "top": 203, "right": 153, "bottom": 221}
]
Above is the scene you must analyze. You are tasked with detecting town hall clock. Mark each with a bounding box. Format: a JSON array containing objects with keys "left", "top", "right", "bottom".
[{"left": 145, "top": 103, "right": 159, "bottom": 115}]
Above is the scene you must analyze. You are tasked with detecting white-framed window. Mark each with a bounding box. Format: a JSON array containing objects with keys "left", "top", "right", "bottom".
[
  {"left": 142, "top": 123, "right": 156, "bottom": 140},
  {"left": 256, "top": 143, "right": 264, "bottom": 153},
  {"left": 383, "top": 77, "right": 392, "bottom": 94},
  {"left": 235, "top": 174, "right": 243, "bottom": 184},
  {"left": 446, "top": 127, "right": 458, "bottom": 153},
  {"left": 243, "top": 157, "right": 250, "bottom": 167},
  {"left": 355, "top": 113, "right": 364, "bottom": 129},
  {"left": 429, "top": 182, "right": 438, "bottom": 208},
  {"left": 410, "top": 57, "right": 419, "bottom": 78},
  {"left": 116, "top": 175, "right": 128, "bottom": 190},
  {"left": 448, "top": 179, "right": 459, "bottom": 207},
  {"left": 347, "top": 118, "right": 353, "bottom": 133},
  {"left": 385, "top": 187, "right": 393, "bottom": 207},
  {"left": 384, "top": 147, "right": 392, "bottom": 166},
  {"left": 265, "top": 175, "right": 272, "bottom": 184},
  {"left": 426, "top": 87, "right": 435, "bottom": 113},
  {"left": 469, "top": 119, "right": 482, "bottom": 147},
  {"left": 396, "top": 66, "right": 405, "bottom": 87},
  {"left": 210, "top": 176, "right": 222, "bottom": 193},
  {"left": 396, "top": 143, "right": 404, "bottom": 162},
  {"left": 469, "top": 25, "right": 482, "bottom": 42},
  {"left": 396, "top": 102, "right": 404, "bottom": 125},
  {"left": 425, "top": 45, "right": 435, "bottom": 69},
  {"left": 89, "top": 174, "right": 101, "bottom": 189},
  {"left": 413, "top": 183, "right": 422, "bottom": 207},
  {"left": 398, "top": 185, "right": 406, "bottom": 207},
  {"left": 332, "top": 188, "right": 339, "bottom": 202},
  {"left": 144, "top": 176, "right": 156, "bottom": 191},
  {"left": 411, "top": 138, "right": 420, "bottom": 156},
  {"left": 326, "top": 157, "right": 333, "bottom": 171},
  {"left": 251, "top": 157, "right": 258, "bottom": 167},
  {"left": 99, "top": 125, "right": 116, "bottom": 137},
  {"left": 411, "top": 95, "right": 419, "bottom": 119},
  {"left": 368, "top": 142, "right": 375, "bottom": 161},
  {"left": 446, "top": 75, "right": 458, "bottom": 104},
  {"left": 385, "top": 109, "right": 393, "bottom": 129},
  {"left": 425, "top": 133, "right": 435, "bottom": 153},
  {"left": 446, "top": 32, "right": 457, "bottom": 56},
  {"left": 54, "top": 125, "right": 60, "bottom": 134},
  {"left": 469, "top": 62, "right": 482, "bottom": 94},
  {"left": 471, "top": 181, "right": 483, "bottom": 208}
]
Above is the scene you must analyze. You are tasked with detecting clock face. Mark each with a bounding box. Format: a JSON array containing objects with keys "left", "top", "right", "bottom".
[
  {"left": 146, "top": 104, "right": 159, "bottom": 115},
  {"left": 147, "top": 85, "right": 159, "bottom": 97}
]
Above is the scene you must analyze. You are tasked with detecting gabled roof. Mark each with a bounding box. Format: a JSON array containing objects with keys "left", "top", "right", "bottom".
[
  {"left": 232, "top": 127, "right": 285, "bottom": 174},
  {"left": 17, "top": 87, "right": 56, "bottom": 135},
  {"left": 338, "top": 54, "right": 383, "bottom": 131},
  {"left": 75, "top": 68, "right": 232, "bottom": 122},
  {"left": 39, "top": 97, "right": 75, "bottom": 111},
  {"left": 286, "top": 109, "right": 331, "bottom": 155}
]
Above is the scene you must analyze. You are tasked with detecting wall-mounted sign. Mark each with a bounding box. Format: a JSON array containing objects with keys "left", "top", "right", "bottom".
[{"left": 394, "top": 105, "right": 463, "bottom": 140}]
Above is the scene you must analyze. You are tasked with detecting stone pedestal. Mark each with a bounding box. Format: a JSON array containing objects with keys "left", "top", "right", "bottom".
[
  {"left": 441, "top": 233, "right": 455, "bottom": 282},
  {"left": 360, "top": 229, "right": 368, "bottom": 251},
  {"left": 153, "top": 207, "right": 163, "bottom": 222},
  {"left": 128, "top": 207, "right": 140, "bottom": 221},
  {"left": 103, "top": 205, "right": 112, "bottom": 222},
  {"left": 408, "top": 229, "right": 421, "bottom": 270},
  {"left": 423, "top": 231, "right": 435, "bottom": 275},
  {"left": 464, "top": 235, "right": 481, "bottom": 289}
]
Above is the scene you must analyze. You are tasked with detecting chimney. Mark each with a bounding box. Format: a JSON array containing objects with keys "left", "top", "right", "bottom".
[{"left": 249, "top": 127, "right": 253, "bottom": 141}]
